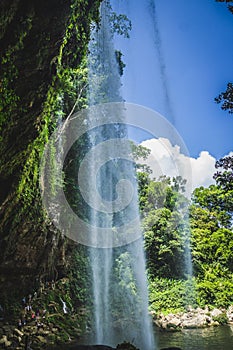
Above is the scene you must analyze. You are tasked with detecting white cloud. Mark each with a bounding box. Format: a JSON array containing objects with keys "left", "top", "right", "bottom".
[
  {"left": 189, "top": 151, "right": 216, "bottom": 191},
  {"left": 139, "top": 138, "right": 217, "bottom": 196}
]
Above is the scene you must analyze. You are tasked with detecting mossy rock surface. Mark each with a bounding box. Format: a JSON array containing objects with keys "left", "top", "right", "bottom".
[{"left": 0, "top": 0, "right": 100, "bottom": 305}]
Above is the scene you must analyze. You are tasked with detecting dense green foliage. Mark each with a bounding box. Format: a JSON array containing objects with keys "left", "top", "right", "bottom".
[
  {"left": 134, "top": 143, "right": 233, "bottom": 313},
  {"left": 149, "top": 277, "right": 196, "bottom": 314},
  {"left": 215, "top": 82, "right": 233, "bottom": 114},
  {"left": 141, "top": 174, "right": 190, "bottom": 279}
]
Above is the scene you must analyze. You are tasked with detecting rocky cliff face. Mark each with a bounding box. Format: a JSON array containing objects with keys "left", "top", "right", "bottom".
[{"left": 0, "top": 0, "right": 100, "bottom": 309}]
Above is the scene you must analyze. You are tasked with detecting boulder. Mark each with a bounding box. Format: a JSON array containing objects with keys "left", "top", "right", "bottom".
[
  {"left": 210, "top": 308, "right": 223, "bottom": 318},
  {"left": 227, "top": 306, "right": 233, "bottom": 322},
  {"left": 4, "top": 339, "right": 12, "bottom": 347},
  {"left": 0, "top": 335, "right": 12, "bottom": 347},
  {"left": 155, "top": 313, "right": 182, "bottom": 330},
  {"left": 183, "top": 312, "right": 210, "bottom": 328},
  {"left": 167, "top": 316, "right": 181, "bottom": 328},
  {"left": 36, "top": 335, "right": 47, "bottom": 344},
  {"left": 0, "top": 335, "right": 7, "bottom": 344},
  {"left": 14, "top": 328, "right": 24, "bottom": 337}
]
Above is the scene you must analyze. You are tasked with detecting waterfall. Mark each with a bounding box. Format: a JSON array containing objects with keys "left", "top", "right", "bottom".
[
  {"left": 85, "top": 1, "right": 155, "bottom": 348},
  {"left": 40, "top": 1, "right": 194, "bottom": 347},
  {"left": 148, "top": 0, "right": 194, "bottom": 307},
  {"left": 147, "top": 0, "right": 174, "bottom": 123},
  {"left": 61, "top": 299, "right": 68, "bottom": 314}
]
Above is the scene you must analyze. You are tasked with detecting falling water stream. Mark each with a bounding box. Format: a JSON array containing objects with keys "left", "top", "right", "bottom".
[{"left": 86, "top": 1, "right": 155, "bottom": 349}]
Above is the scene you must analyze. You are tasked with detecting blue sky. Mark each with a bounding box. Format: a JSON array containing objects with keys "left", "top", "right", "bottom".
[{"left": 112, "top": 0, "right": 233, "bottom": 160}]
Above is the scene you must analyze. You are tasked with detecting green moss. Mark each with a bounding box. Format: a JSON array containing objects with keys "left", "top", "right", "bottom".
[
  {"left": 0, "top": 10, "right": 34, "bottom": 134},
  {"left": 0, "top": 2, "right": 19, "bottom": 40},
  {"left": 15, "top": 0, "right": 99, "bottom": 209},
  {"left": 0, "top": 0, "right": 101, "bottom": 317}
]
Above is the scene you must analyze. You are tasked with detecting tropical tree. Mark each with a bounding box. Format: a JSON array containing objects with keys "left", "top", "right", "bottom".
[
  {"left": 215, "top": 1, "right": 233, "bottom": 112},
  {"left": 190, "top": 154, "right": 233, "bottom": 277},
  {"left": 216, "top": 0, "right": 233, "bottom": 15},
  {"left": 215, "top": 82, "right": 233, "bottom": 114}
]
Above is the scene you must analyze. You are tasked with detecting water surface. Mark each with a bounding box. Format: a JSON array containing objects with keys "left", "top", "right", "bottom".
[
  {"left": 155, "top": 325, "right": 233, "bottom": 350},
  {"left": 53, "top": 325, "right": 233, "bottom": 349}
]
